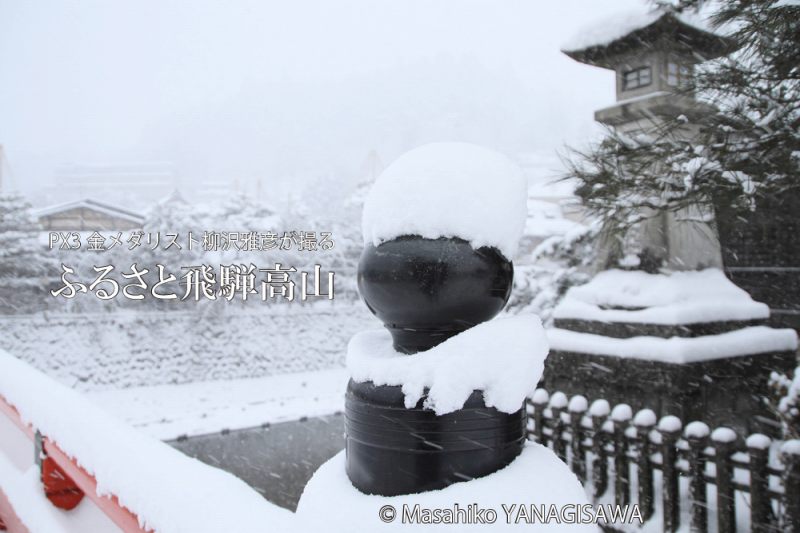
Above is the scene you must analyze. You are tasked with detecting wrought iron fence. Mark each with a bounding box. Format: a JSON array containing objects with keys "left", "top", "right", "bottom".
[{"left": 527, "top": 390, "right": 800, "bottom": 532}]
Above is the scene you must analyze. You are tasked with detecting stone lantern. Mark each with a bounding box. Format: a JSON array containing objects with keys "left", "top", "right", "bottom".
[
  {"left": 562, "top": 7, "right": 738, "bottom": 271},
  {"left": 546, "top": 8, "right": 798, "bottom": 436}
]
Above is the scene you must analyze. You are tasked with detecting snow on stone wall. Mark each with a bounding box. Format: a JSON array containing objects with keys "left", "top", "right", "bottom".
[{"left": 0, "top": 305, "right": 375, "bottom": 391}]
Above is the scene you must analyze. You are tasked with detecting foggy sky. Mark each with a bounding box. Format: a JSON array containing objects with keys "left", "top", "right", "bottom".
[{"left": 0, "top": 0, "right": 642, "bottom": 202}]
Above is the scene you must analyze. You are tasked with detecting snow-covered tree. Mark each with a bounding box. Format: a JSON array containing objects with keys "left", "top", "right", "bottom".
[
  {"left": 118, "top": 191, "right": 210, "bottom": 309},
  {"left": 0, "top": 193, "right": 56, "bottom": 312},
  {"left": 506, "top": 223, "right": 599, "bottom": 325},
  {"left": 566, "top": 0, "right": 800, "bottom": 241},
  {"left": 769, "top": 366, "right": 800, "bottom": 439}
]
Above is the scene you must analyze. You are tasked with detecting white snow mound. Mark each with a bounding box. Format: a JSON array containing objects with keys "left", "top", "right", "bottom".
[
  {"left": 362, "top": 142, "right": 528, "bottom": 259},
  {"left": 297, "top": 444, "right": 594, "bottom": 532},
  {"left": 553, "top": 268, "right": 770, "bottom": 325},
  {"left": 347, "top": 314, "right": 548, "bottom": 415}
]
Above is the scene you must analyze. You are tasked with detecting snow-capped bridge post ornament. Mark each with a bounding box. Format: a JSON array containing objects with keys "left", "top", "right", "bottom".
[{"left": 297, "top": 143, "right": 594, "bottom": 531}]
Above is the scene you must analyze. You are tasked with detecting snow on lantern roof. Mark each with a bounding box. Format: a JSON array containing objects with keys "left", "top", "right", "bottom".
[
  {"left": 553, "top": 268, "right": 770, "bottom": 326},
  {"left": 362, "top": 142, "right": 527, "bottom": 259},
  {"left": 562, "top": 7, "right": 738, "bottom": 69}
]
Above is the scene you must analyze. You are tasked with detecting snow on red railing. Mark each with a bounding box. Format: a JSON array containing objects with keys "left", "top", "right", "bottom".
[
  {"left": 0, "top": 350, "right": 293, "bottom": 533},
  {"left": 0, "top": 394, "right": 147, "bottom": 533}
]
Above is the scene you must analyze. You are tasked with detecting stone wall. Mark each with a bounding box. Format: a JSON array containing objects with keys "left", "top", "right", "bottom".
[{"left": 0, "top": 305, "right": 374, "bottom": 390}]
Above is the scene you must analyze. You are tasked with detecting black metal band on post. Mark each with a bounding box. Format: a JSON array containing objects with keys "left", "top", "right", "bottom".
[{"left": 345, "top": 381, "right": 526, "bottom": 496}]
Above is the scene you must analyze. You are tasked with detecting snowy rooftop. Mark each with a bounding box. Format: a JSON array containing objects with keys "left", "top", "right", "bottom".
[
  {"left": 553, "top": 269, "right": 771, "bottom": 326},
  {"left": 524, "top": 199, "right": 584, "bottom": 239},
  {"left": 32, "top": 198, "right": 145, "bottom": 224}
]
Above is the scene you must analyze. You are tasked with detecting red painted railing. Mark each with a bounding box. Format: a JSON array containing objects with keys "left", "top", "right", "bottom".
[{"left": 0, "top": 394, "right": 151, "bottom": 533}]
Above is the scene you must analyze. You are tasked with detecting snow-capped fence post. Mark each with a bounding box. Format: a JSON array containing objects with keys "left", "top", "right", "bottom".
[
  {"left": 528, "top": 389, "right": 800, "bottom": 530},
  {"left": 783, "top": 441, "right": 800, "bottom": 533},
  {"left": 747, "top": 434, "right": 773, "bottom": 532},
  {"left": 685, "top": 422, "right": 711, "bottom": 533},
  {"left": 568, "top": 395, "right": 588, "bottom": 483},
  {"left": 531, "top": 389, "right": 549, "bottom": 446},
  {"left": 610, "top": 404, "right": 632, "bottom": 507},
  {"left": 712, "top": 428, "right": 738, "bottom": 533},
  {"left": 658, "top": 416, "right": 682, "bottom": 532},
  {"left": 633, "top": 409, "right": 656, "bottom": 523},
  {"left": 589, "top": 399, "right": 610, "bottom": 501},
  {"left": 549, "top": 392, "right": 568, "bottom": 462}
]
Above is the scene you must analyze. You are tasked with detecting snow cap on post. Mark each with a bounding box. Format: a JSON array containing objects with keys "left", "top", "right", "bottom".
[
  {"left": 633, "top": 408, "right": 657, "bottom": 428},
  {"left": 549, "top": 391, "right": 568, "bottom": 410},
  {"left": 684, "top": 421, "right": 710, "bottom": 439},
  {"left": 589, "top": 399, "right": 610, "bottom": 418},
  {"left": 362, "top": 142, "right": 527, "bottom": 260},
  {"left": 711, "top": 427, "right": 737, "bottom": 444},
  {"left": 532, "top": 388, "right": 549, "bottom": 406},
  {"left": 781, "top": 440, "right": 800, "bottom": 456},
  {"left": 610, "top": 403, "right": 633, "bottom": 423},
  {"left": 568, "top": 395, "right": 588, "bottom": 414},
  {"left": 746, "top": 433, "right": 771, "bottom": 450},
  {"left": 657, "top": 415, "right": 682, "bottom": 434}
]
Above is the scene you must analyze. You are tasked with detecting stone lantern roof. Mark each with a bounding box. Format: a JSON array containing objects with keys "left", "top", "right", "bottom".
[{"left": 562, "top": 10, "right": 738, "bottom": 70}]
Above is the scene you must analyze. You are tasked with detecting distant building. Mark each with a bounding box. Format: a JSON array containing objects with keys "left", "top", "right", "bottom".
[
  {"left": 34, "top": 198, "right": 144, "bottom": 231},
  {"left": 35, "top": 162, "right": 176, "bottom": 209},
  {"left": 515, "top": 152, "right": 587, "bottom": 262}
]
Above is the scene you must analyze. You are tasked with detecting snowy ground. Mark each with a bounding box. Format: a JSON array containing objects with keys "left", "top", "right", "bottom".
[{"left": 88, "top": 368, "right": 349, "bottom": 441}]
